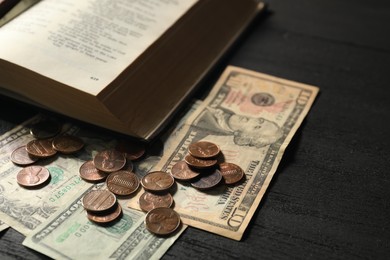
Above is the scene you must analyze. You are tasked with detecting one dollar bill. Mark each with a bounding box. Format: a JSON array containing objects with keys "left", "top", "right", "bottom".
[
  {"left": 23, "top": 184, "right": 185, "bottom": 260},
  {"left": 128, "top": 66, "right": 319, "bottom": 240}
]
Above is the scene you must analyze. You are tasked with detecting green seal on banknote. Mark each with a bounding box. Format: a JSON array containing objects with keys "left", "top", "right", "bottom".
[{"left": 48, "top": 167, "right": 64, "bottom": 185}]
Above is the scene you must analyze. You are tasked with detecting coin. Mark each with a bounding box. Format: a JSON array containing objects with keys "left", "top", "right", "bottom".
[
  {"left": 30, "top": 120, "right": 61, "bottom": 139},
  {"left": 79, "top": 160, "right": 107, "bottom": 182},
  {"left": 121, "top": 159, "right": 134, "bottom": 172},
  {"left": 145, "top": 207, "right": 181, "bottom": 236},
  {"left": 10, "top": 146, "right": 39, "bottom": 165},
  {"left": 219, "top": 162, "right": 244, "bottom": 184},
  {"left": 82, "top": 190, "right": 117, "bottom": 212},
  {"left": 87, "top": 203, "right": 122, "bottom": 224},
  {"left": 116, "top": 139, "right": 146, "bottom": 161},
  {"left": 26, "top": 139, "right": 57, "bottom": 158},
  {"left": 93, "top": 149, "right": 126, "bottom": 173},
  {"left": 106, "top": 170, "right": 139, "bottom": 196},
  {"left": 191, "top": 169, "right": 222, "bottom": 190},
  {"left": 170, "top": 160, "right": 200, "bottom": 181},
  {"left": 184, "top": 154, "right": 217, "bottom": 169},
  {"left": 16, "top": 165, "right": 50, "bottom": 187},
  {"left": 139, "top": 191, "right": 173, "bottom": 212},
  {"left": 188, "top": 141, "right": 220, "bottom": 158},
  {"left": 52, "top": 135, "right": 84, "bottom": 154},
  {"left": 141, "top": 171, "right": 174, "bottom": 192}
]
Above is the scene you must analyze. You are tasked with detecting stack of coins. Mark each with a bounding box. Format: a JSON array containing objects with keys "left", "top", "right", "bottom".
[
  {"left": 170, "top": 141, "right": 245, "bottom": 190},
  {"left": 82, "top": 190, "right": 122, "bottom": 224},
  {"left": 11, "top": 119, "right": 85, "bottom": 188}
]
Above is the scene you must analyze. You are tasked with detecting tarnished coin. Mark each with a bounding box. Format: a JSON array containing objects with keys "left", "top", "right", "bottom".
[
  {"left": 26, "top": 139, "right": 57, "bottom": 158},
  {"left": 139, "top": 191, "right": 173, "bottom": 212},
  {"left": 145, "top": 207, "right": 181, "bottom": 236},
  {"left": 116, "top": 139, "right": 146, "bottom": 161},
  {"left": 184, "top": 154, "right": 217, "bottom": 169},
  {"left": 106, "top": 170, "right": 140, "bottom": 196},
  {"left": 87, "top": 203, "right": 122, "bottom": 224},
  {"left": 141, "top": 171, "right": 174, "bottom": 192},
  {"left": 121, "top": 159, "right": 134, "bottom": 172},
  {"left": 79, "top": 160, "right": 107, "bottom": 182},
  {"left": 30, "top": 120, "right": 61, "bottom": 139},
  {"left": 191, "top": 169, "right": 222, "bottom": 190},
  {"left": 219, "top": 162, "right": 245, "bottom": 185},
  {"left": 93, "top": 149, "right": 126, "bottom": 173},
  {"left": 16, "top": 165, "right": 50, "bottom": 187},
  {"left": 188, "top": 141, "right": 220, "bottom": 158},
  {"left": 170, "top": 161, "right": 200, "bottom": 181},
  {"left": 10, "top": 146, "right": 39, "bottom": 165},
  {"left": 82, "top": 190, "right": 116, "bottom": 212},
  {"left": 52, "top": 135, "right": 84, "bottom": 154}
]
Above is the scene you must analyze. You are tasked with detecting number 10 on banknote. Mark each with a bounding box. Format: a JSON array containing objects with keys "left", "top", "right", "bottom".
[{"left": 128, "top": 66, "right": 319, "bottom": 240}]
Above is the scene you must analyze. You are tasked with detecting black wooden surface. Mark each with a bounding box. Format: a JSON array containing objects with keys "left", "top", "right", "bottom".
[{"left": 1, "top": 0, "right": 390, "bottom": 259}]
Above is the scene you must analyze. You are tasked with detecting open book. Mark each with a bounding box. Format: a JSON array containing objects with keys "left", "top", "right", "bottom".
[{"left": 0, "top": 0, "right": 265, "bottom": 141}]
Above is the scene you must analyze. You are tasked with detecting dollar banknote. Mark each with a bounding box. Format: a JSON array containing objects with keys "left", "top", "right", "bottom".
[
  {"left": 128, "top": 66, "right": 319, "bottom": 240},
  {"left": 0, "top": 115, "right": 120, "bottom": 236},
  {"left": 23, "top": 184, "right": 185, "bottom": 260}
]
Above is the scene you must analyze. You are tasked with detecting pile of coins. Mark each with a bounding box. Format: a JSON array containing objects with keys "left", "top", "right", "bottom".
[
  {"left": 138, "top": 171, "right": 181, "bottom": 235},
  {"left": 11, "top": 120, "right": 84, "bottom": 187},
  {"left": 79, "top": 142, "right": 146, "bottom": 224},
  {"left": 170, "top": 141, "right": 245, "bottom": 190}
]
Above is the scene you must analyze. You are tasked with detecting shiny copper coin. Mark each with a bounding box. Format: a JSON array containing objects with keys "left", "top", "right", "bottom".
[
  {"left": 106, "top": 170, "right": 139, "bottom": 196},
  {"left": 219, "top": 162, "right": 245, "bottom": 184},
  {"left": 141, "top": 171, "right": 174, "bottom": 192},
  {"left": 10, "top": 146, "right": 39, "bottom": 165},
  {"left": 145, "top": 207, "right": 181, "bottom": 236},
  {"left": 191, "top": 169, "right": 222, "bottom": 190},
  {"left": 116, "top": 139, "right": 146, "bottom": 161},
  {"left": 79, "top": 160, "right": 107, "bottom": 182},
  {"left": 16, "top": 165, "right": 50, "bottom": 187},
  {"left": 82, "top": 190, "right": 116, "bottom": 212},
  {"left": 170, "top": 160, "right": 200, "bottom": 181},
  {"left": 93, "top": 149, "right": 126, "bottom": 173},
  {"left": 184, "top": 154, "right": 217, "bottom": 169},
  {"left": 188, "top": 141, "right": 220, "bottom": 158},
  {"left": 30, "top": 120, "right": 61, "bottom": 139},
  {"left": 26, "top": 139, "right": 57, "bottom": 158},
  {"left": 87, "top": 203, "right": 122, "bottom": 224},
  {"left": 52, "top": 135, "right": 84, "bottom": 154},
  {"left": 139, "top": 191, "right": 173, "bottom": 212}
]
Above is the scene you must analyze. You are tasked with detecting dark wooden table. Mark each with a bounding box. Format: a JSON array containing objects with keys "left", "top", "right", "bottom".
[{"left": 1, "top": 0, "right": 390, "bottom": 259}]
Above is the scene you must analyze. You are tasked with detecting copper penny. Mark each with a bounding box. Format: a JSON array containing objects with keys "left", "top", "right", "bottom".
[
  {"left": 116, "top": 139, "right": 146, "bottom": 161},
  {"left": 219, "top": 162, "right": 245, "bottom": 184},
  {"left": 26, "top": 139, "right": 57, "bottom": 158},
  {"left": 139, "top": 191, "right": 173, "bottom": 212},
  {"left": 191, "top": 169, "right": 222, "bottom": 190},
  {"left": 30, "top": 120, "right": 61, "bottom": 139},
  {"left": 170, "top": 161, "right": 200, "bottom": 181},
  {"left": 82, "top": 190, "right": 116, "bottom": 212},
  {"left": 106, "top": 170, "right": 140, "bottom": 196},
  {"left": 121, "top": 159, "right": 134, "bottom": 172},
  {"left": 141, "top": 171, "right": 174, "bottom": 192},
  {"left": 93, "top": 149, "right": 126, "bottom": 173},
  {"left": 145, "top": 207, "right": 181, "bottom": 236},
  {"left": 79, "top": 160, "right": 107, "bottom": 182},
  {"left": 52, "top": 135, "right": 84, "bottom": 154},
  {"left": 16, "top": 165, "right": 50, "bottom": 187},
  {"left": 188, "top": 141, "right": 220, "bottom": 158},
  {"left": 87, "top": 203, "right": 122, "bottom": 224},
  {"left": 184, "top": 154, "right": 217, "bottom": 169},
  {"left": 10, "top": 146, "right": 39, "bottom": 165}
]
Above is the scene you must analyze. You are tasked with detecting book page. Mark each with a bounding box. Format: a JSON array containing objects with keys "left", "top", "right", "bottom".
[{"left": 0, "top": 0, "right": 197, "bottom": 95}]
